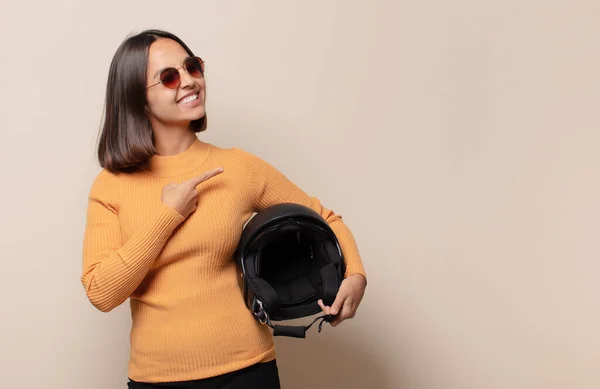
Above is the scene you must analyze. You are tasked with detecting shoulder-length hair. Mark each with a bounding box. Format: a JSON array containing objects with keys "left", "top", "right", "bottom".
[{"left": 97, "top": 29, "right": 207, "bottom": 174}]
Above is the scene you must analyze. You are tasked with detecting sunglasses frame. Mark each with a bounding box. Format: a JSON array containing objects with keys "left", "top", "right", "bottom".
[{"left": 146, "top": 56, "right": 205, "bottom": 89}]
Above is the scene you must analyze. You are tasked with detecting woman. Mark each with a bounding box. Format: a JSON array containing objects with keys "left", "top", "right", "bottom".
[{"left": 81, "top": 29, "right": 367, "bottom": 388}]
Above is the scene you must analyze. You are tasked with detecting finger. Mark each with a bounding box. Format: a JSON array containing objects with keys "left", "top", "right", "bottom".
[
  {"left": 183, "top": 167, "right": 224, "bottom": 188},
  {"left": 317, "top": 299, "right": 330, "bottom": 315},
  {"left": 330, "top": 293, "right": 346, "bottom": 316},
  {"left": 331, "top": 297, "right": 354, "bottom": 327}
]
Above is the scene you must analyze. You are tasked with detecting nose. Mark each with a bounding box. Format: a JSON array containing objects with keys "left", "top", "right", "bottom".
[{"left": 178, "top": 67, "right": 195, "bottom": 89}]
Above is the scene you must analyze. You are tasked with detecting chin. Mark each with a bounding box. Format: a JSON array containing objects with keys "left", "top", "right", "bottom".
[
  {"left": 179, "top": 105, "right": 205, "bottom": 121},
  {"left": 191, "top": 107, "right": 206, "bottom": 121}
]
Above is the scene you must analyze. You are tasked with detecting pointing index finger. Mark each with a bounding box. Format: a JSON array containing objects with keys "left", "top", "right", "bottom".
[{"left": 184, "top": 167, "right": 224, "bottom": 187}]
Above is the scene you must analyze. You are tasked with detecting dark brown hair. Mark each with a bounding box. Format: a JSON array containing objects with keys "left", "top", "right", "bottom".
[{"left": 97, "top": 29, "right": 207, "bottom": 173}]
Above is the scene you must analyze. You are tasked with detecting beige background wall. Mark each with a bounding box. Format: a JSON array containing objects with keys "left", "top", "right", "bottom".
[{"left": 1, "top": 1, "right": 599, "bottom": 388}]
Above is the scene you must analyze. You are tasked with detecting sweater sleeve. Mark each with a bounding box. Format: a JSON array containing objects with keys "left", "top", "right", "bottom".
[
  {"left": 81, "top": 170, "right": 185, "bottom": 312},
  {"left": 237, "top": 149, "right": 366, "bottom": 279}
]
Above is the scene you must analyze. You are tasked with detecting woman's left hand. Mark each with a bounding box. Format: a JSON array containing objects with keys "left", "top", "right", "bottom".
[{"left": 318, "top": 273, "right": 367, "bottom": 327}]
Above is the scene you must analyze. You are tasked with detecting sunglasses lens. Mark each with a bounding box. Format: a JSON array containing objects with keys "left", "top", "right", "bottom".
[
  {"left": 160, "top": 68, "right": 180, "bottom": 89},
  {"left": 186, "top": 57, "right": 204, "bottom": 77}
]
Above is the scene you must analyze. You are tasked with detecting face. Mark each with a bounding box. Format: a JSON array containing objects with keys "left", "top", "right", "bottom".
[{"left": 145, "top": 38, "right": 206, "bottom": 128}]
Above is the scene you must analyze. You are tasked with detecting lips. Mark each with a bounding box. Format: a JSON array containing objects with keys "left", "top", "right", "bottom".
[
  {"left": 178, "top": 94, "right": 198, "bottom": 104},
  {"left": 177, "top": 91, "right": 199, "bottom": 103}
]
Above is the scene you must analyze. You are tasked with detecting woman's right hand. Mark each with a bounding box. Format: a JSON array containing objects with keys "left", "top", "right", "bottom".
[{"left": 161, "top": 167, "right": 224, "bottom": 218}]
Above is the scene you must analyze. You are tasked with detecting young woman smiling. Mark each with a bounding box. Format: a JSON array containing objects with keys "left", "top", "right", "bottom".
[{"left": 81, "top": 29, "right": 367, "bottom": 389}]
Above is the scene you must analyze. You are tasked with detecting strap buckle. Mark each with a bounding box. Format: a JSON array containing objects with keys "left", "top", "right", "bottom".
[{"left": 254, "top": 299, "right": 269, "bottom": 325}]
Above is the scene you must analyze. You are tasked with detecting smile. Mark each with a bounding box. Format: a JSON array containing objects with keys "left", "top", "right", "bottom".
[{"left": 178, "top": 94, "right": 198, "bottom": 104}]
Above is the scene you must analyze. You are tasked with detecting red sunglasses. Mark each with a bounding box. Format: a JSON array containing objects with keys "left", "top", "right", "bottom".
[{"left": 147, "top": 56, "right": 205, "bottom": 89}]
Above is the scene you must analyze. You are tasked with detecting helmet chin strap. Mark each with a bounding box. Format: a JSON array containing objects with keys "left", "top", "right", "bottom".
[{"left": 254, "top": 300, "right": 333, "bottom": 338}]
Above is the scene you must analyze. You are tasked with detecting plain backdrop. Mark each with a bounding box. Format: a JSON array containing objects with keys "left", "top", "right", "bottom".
[{"left": 1, "top": 1, "right": 599, "bottom": 388}]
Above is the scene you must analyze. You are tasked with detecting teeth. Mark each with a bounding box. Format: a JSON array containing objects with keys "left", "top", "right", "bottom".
[{"left": 179, "top": 94, "right": 198, "bottom": 104}]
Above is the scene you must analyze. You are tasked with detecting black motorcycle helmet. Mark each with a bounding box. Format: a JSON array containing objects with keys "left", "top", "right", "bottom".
[{"left": 235, "top": 203, "right": 346, "bottom": 338}]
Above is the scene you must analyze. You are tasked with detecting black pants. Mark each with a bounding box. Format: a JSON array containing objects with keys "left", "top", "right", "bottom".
[{"left": 127, "top": 360, "right": 281, "bottom": 389}]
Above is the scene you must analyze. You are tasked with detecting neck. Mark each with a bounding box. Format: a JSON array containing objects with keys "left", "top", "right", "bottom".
[{"left": 152, "top": 124, "right": 198, "bottom": 156}]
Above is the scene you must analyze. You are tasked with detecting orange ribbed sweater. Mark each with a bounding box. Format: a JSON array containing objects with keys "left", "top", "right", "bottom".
[{"left": 81, "top": 138, "right": 366, "bottom": 383}]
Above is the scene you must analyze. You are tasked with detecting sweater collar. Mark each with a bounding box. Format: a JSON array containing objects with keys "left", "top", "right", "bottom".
[{"left": 149, "top": 137, "right": 211, "bottom": 177}]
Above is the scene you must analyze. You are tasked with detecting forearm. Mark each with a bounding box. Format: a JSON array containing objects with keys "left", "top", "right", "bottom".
[
  {"left": 81, "top": 203, "right": 184, "bottom": 312},
  {"left": 322, "top": 212, "right": 366, "bottom": 280}
]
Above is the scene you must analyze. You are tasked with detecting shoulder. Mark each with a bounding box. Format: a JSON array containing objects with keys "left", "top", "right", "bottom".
[
  {"left": 208, "top": 143, "right": 254, "bottom": 159},
  {"left": 88, "top": 168, "right": 121, "bottom": 203},
  {"left": 208, "top": 144, "right": 270, "bottom": 168},
  {"left": 205, "top": 143, "right": 285, "bottom": 185}
]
